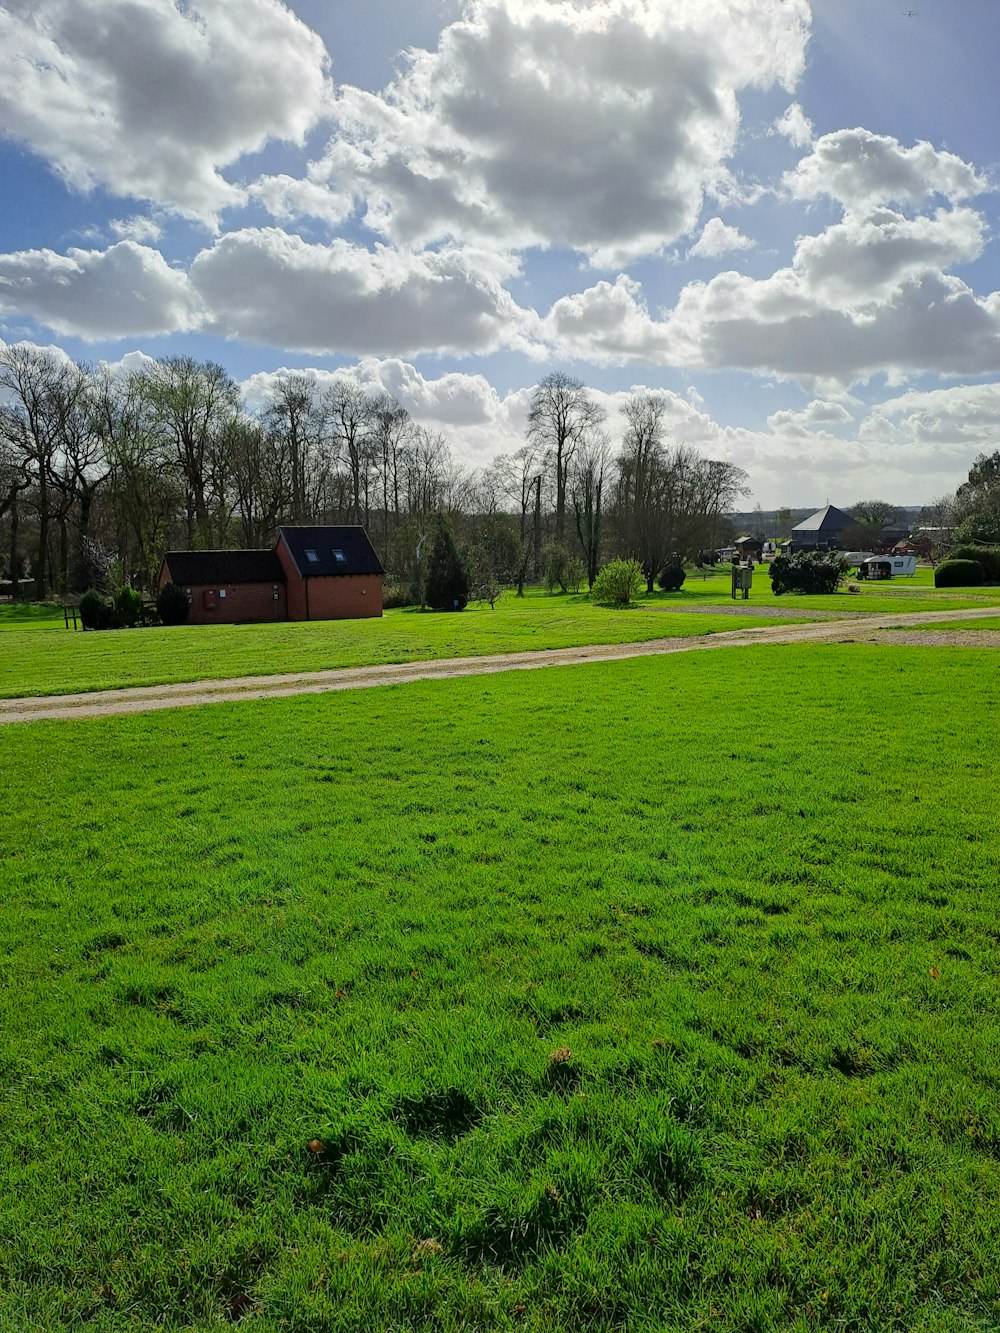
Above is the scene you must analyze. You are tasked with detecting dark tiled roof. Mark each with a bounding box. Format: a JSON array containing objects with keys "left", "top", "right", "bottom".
[
  {"left": 278, "top": 526, "right": 384, "bottom": 577},
  {"left": 791, "top": 504, "right": 855, "bottom": 535},
  {"left": 163, "top": 549, "right": 284, "bottom": 585}
]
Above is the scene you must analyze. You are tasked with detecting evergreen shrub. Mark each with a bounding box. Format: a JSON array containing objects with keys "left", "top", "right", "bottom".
[
  {"left": 114, "top": 585, "right": 143, "bottom": 627},
  {"left": 769, "top": 551, "right": 849, "bottom": 595},
  {"left": 657, "top": 561, "right": 686, "bottom": 592},
  {"left": 934, "top": 559, "right": 985, "bottom": 588},
  {"left": 79, "top": 589, "right": 114, "bottom": 631},
  {"left": 424, "top": 518, "right": 469, "bottom": 611},
  {"left": 948, "top": 545, "right": 1000, "bottom": 582},
  {"left": 157, "top": 581, "right": 190, "bottom": 625}
]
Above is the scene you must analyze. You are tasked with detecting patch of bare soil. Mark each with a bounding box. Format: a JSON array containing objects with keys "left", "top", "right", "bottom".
[{"left": 2, "top": 606, "right": 998, "bottom": 725}]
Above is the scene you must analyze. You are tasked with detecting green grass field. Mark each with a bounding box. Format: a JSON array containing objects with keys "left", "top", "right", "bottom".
[
  {"left": 4, "top": 577, "right": 1000, "bottom": 700},
  {"left": 0, "top": 595, "right": 795, "bottom": 699},
  {"left": 2, "top": 645, "right": 998, "bottom": 1331}
]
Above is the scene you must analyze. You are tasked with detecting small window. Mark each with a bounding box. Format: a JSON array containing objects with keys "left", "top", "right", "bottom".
[
  {"left": 305, "top": 548, "right": 319, "bottom": 563},
  {"left": 332, "top": 548, "right": 347, "bottom": 563}
]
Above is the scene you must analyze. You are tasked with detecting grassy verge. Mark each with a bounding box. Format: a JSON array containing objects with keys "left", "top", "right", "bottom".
[
  {"left": 0, "top": 594, "right": 798, "bottom": 699},
  {"left": 1, "top": 645, "right": 998, "bottom": 1331},
  {"left": 893, "top": 618, "right": 1000, "bottom": 633}
]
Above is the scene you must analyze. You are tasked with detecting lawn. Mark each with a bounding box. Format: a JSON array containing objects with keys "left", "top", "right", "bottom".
[
  {"left": 4, "top": 578, "right": 1000, "bottom": 699},
  {"left": 0, "top": 593, "right": 799, "bottom": 699},
  {"left": 1, "top": 644, "right": 998, "bottom": 1331}
]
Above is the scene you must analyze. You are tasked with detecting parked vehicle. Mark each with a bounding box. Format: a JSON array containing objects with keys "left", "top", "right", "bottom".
[{"left": 858, "top": 555, "right": 917, "bottom": 580}]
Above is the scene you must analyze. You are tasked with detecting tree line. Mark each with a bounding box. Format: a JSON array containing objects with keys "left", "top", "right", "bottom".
[{"left": 0, "top": 346, "right": 749, "bottom": 602}]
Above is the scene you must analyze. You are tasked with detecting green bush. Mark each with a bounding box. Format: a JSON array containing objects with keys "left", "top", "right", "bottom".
[
  {"left": 948, "top": 545, "right": 1000, "bottom": 582},
  {"left": 657, "top": 561, "right": 686, "bottom": 592},
  {"left": 156, "top": 581, "right": 190, "bottom": 625},
  {"left": 591, "top": 558, "right": 644, "bottom": 608},
  {"left": 934, "top": 558, "right": 985, "bottom": 588},
  {"left": 79, "top": 588, "right": 114, "bottom": 631},
  {"left": 114, "top": 585, "right": 143, "bottom": 627},
  {"left": 769, "top": 551, "right": 849, "bottom": 595}
]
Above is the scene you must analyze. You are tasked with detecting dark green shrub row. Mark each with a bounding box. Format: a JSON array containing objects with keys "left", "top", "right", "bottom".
[
  {"left": 948, "top": 544, "right": 1000, "bottom": 582},
  {"left": 79, "top": 585, "right": 151, "bottom": 630},
  {"left": 934, "top": 559, "right": 985, "bottom": 588},
  {"left": 769, "top": 551, "right": 849, "bottom": 596}
]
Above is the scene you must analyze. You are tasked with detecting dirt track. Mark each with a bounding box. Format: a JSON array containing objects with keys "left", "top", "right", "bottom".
[{"left": 2, "top": 606, "right": 998, "bottom": 726}]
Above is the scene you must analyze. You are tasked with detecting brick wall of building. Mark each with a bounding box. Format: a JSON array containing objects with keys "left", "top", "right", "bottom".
[
  {"left": 162, "top": 577, "right": 286, "bottom": 625},
  {"left": 301, "top": 574, "right": 383, "bottom": 620}
]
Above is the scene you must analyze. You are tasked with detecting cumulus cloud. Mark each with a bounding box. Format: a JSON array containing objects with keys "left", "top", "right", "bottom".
[
  {"left": 0, "top": 0, "right": 333, "bottom": 220},
  {"left": 190, "top": 228, "right": 538, "bottom": 356},
  {"left": 687, "top": 217, "right": 755, "bottom": 259},
  {"left": 0, "top": 241, "right": 200, "bottom": 338},
  {"left": 542, "top": 200, "right": 998, "bottom": 382},
  {"left": 543, "top": 276, "right": 672, "bottom": 365},
  {"left": 767, "top": 399, "right": 855, "bottom": 437},
  {"left": 860, "top": 382, "right": 1000, "bottom": 445},
  {"left": 771, "top": 102, "right": 813, "bottom": 149},
  {"left": 784, "top": 129, "right": 987, "bottom": 212},
  {"left": 320, "top": 0, "right": 810, "bottom": 264},
  {"left": 247, "top": 175, "right": 353, "bottom": 227},
  {"left": 109, "top": 216, "right": 164, "bottom": 244}
]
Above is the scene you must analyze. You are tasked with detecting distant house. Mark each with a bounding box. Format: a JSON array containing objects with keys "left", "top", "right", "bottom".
[
  {"left": 734, "top": 535, "right": 764, "bottom": 560},
  {"left": 785, "top": 505, "right": 856, "bottom": 552},
  {"left": 158, "top": 526, "right": 384, "bottom": 625}
]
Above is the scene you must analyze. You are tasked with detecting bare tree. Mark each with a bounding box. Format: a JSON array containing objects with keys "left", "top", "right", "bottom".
[
  {"left": 143, "top": 356, "right": 240, "bottom": 546},
  {"left": 261, "top": 373, "right": 323, "bottom": 523},
  {"left": 324, "top": 381, "right": 374, "bottom": 525},
  {"left": 571, "top": 430, "right": 611, "bottom": 588},
  {"left": 527, "top": 372, "right": 605, "bottom": 542},
  {"left": 0, "top": 344, "right": 89, "bottom": 599}
]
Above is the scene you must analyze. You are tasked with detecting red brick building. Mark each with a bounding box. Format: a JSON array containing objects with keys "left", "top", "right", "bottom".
[{"left": 158, "top": 526, "right": 383, "bottom": 625}]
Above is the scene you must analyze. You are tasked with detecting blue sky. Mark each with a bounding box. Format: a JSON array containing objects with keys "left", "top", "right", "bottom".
[{"left": 3, "top": 0, "right": 1000, "bottom": 507}]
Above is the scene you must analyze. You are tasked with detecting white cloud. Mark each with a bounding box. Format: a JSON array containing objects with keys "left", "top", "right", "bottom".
[
  {"left": 688, "top": 217, "right": 755, "bottom": 259},
  {"left": 771, "top": 102, "right": 812, "bottom": 149},
  {"left": 543, "top": 275, "right": 671, "bottom": 365},
  {"left": 247, "top": 175, "right": 353, "bottom": 227},
  {"left": 542, "top": 200, "right": 998, "bottom": 383},
  {"left": 861, "top": 382, "right": 1000, "bottom": 445},
  {"left": 767, "top": 399, "right": 854, "bottom": 437},
  {"left": 0, "top": 0, "right": 333, "bottom": 220},
  {"left": 190, "top": 228, "right": 538, "bottom": 356},
  {"left": 791, "top": 206, "right": 985, "bottom": 307},
  {"left": 0, "top": 241, "right": 200, "bottom": 338},
  {"left": 319, "top": 0, "right": 810, "bottom": 264},
  {"left": 109, "top": 216, "right": 163, "bottom": 244},
  {"left": 784, "top": 129, "right": 987, "bottom": 212}
]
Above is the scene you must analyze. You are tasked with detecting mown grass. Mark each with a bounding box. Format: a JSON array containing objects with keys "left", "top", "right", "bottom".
[
  {"left": 4, "top": 576, "right": 1000, "bottom": 700},
  {"left": 1, "top": 644, "right": 998, "bottom": 1331},
  {"left": 0, "top": 601, "right": 67, "bottom": 630},
  {"left": 0, "top": 593, "right": 796, "bottom": 699}
]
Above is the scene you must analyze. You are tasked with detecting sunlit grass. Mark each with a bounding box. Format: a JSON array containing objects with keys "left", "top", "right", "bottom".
[
  {"left": 4, "top": 577, "right": 1000, "bottom": 700},
  {"left": 0, "top": 592, "right": 796, "bottom": 699},
  {"left": 1, "top": 644, "right": 998, "bottom": 1330}
]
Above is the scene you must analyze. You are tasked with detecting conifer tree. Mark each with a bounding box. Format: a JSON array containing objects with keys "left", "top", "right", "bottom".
[{"left": 423, "top": 516, "right": 469, "bottom": 611}]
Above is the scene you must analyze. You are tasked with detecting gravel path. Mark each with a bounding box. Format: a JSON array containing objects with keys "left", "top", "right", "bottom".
[{"left": 3, "top": 605, "right": 999, "bottom": 726}]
